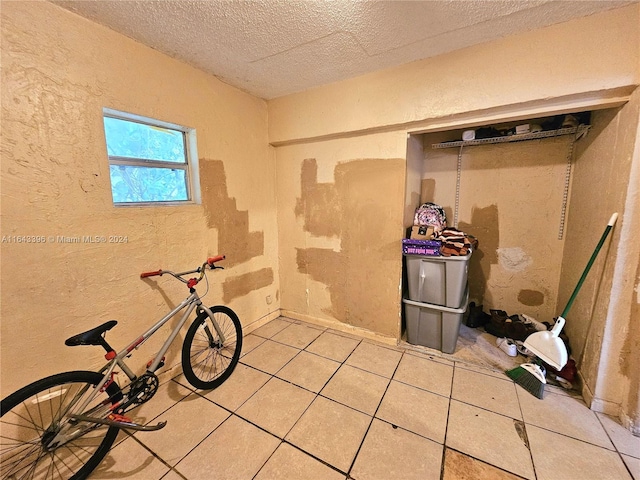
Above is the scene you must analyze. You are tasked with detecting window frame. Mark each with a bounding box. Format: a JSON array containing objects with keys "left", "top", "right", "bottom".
[{"left": 103, "top": 108, "right": 201, "bottom": 206}]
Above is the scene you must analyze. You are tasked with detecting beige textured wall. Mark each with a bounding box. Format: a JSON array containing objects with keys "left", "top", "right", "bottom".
[
  {"left": 276, "top": 133, "right": 406, "bottom": 339},
  {"left": 423, "top": 134, "right": 573, "bottom": 321},
  {"left": 0, "top": 2, "right": 278, "bottom": 395},
  {"left": 560, "top": 109, "right": 630, "bottom": 366},
  {"left": 626, "top": 248, "right": 640, "bottom": 431},
  {"left": 561, "top": 93, "right": 640, "bottom": 428}
]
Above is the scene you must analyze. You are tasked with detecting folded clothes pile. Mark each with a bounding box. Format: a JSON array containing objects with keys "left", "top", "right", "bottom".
[{"left": 435, "top": 228, "right": 478, "bottom": 256}]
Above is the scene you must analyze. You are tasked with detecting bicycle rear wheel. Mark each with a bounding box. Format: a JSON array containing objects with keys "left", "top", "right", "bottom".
[
  {"left": 1, "top": 371, "right": 122, "bottom": 480},
  {"left": 181, "top": 305, "right": 242, "bottom": 390}
]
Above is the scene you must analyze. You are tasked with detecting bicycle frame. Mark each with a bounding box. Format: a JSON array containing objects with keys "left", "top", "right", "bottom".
[
  {"left": 1, "top": 255, "right": 241, "bottom": 480},
  {"left": 52, "top": 266, "right": 228, "bottom": 444},
  {"left": 106, "top": 292, "right": 225, "bottom": 377}
]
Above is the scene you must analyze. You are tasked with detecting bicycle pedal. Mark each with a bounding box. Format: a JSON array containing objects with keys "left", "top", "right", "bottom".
[
  {"left": 109, "top": 413, "right": 133, "bottom": 423},
  {"left": 107, "top": 413, "right": 167, "bottom": 431}
]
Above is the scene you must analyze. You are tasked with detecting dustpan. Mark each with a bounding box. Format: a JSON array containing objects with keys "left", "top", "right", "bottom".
[
  {"left": 524, "top": 317, "right": 568, "bottom": 370},
  {"left": 524, "top": 213, "right": 618, "bottom": 371}
]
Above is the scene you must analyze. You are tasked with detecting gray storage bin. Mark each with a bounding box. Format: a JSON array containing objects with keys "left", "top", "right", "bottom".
[
  {"left": 405, "top": 251, "right": 471, "bottom": 307},
  {"left": 403, "top": 287, "right": 469, "bottom": 354}
]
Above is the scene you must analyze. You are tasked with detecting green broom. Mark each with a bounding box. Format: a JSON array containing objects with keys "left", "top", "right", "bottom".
[
  {"left": 506, "top": 363, "right": 546, "bottom": 399},
  {"left": 507, "top": 212, "right": 619, "bottom": 398}
]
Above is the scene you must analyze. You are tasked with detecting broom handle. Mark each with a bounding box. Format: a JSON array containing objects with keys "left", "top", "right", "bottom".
[{"left": 560, "top": 213, "right": 618, "bottom": 318}]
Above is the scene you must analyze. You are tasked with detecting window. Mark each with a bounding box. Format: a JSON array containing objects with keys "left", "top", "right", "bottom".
[{"left": 103, "top": 109, "right": 200, "bottom": 205}]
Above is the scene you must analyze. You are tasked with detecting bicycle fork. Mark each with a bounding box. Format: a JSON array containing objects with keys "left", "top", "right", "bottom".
[{"left": 198, "top": 304, "right": 227, "bottom": 347}]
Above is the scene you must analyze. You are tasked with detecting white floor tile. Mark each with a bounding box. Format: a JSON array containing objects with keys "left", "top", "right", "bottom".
[
  {"left": 350, "top": 418, "right": 443, "bottom": 480},
  {"left": 138, "top": 394, "right": 229, "bottom": 466},
  {"left": 446, "top": 400, "right": 535, "bottom": 479},
  {"left": 286, "top": 396, "right": 370, "bottom": 473},
  {"left": 376, "top": 380, "right": 449, "bottom": 444},
  {"left": 597, "top": 413, "right": 640, "bottom": 458},
  {"left": 394, "top": 353, "right": 453, "bottom": 397},
  {"left": 176, "top": 416, "right": 279, "bottom": 479},
  {"left": 254, "top": 443, "right": 344, "bottom": 480},
  {"left": 236, "top": 377, "right": 315, "bottom": 437},
  {"left": 276, "top": 350, "right": 341, "bottom": 393},
  {"left": 94, "top": 437, "right": 170, "bottom": 479},
  {"left": 527, "top": 424, "right": 632, "bottom": 480},
  {"left": 202, "top": 363, "right": 270, "bottom": 411},
  {"left": 66, "top": 317, "right": 640, "bottom": 480},
  {"left": 250, "top": 318, "right": 292, "bottom": 339},
  {"left": 622, "top": 454, "right": 640, "bottom": 480},
  {"left": 272, "top": 322, "right": 323, "bottom": 349},
  {"left": 517, "top": 388, "right": 613, "bottom": 449},
  {"left": 305, "top": 330, "right": 360, "bottom": 362},
  {"left": 240, "top": 339, "right": 299, "bottom": 374},
  {"left": 345, "top": 342, "right": 402, "bottom": 378},
  {"left": 452, "top": 367, "right": 521, "bottom": 419},
  {"left": 320, "top": 364, "right": 389, "bottom": 415}
]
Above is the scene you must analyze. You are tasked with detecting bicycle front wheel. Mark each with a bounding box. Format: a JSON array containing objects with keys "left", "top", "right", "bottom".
[
  {"left": 182, "top": 305, "right": 242, "bottom": 390},
  {"left": 1, "top": 371, "right": 122, "bottom": 480}
]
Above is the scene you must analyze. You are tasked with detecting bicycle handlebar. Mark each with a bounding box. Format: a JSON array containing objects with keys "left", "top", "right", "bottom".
[
  {"left": 140, "top": 255, "right": 225, "bottom": 280},
  {"left": 207, "top": 255, "right": 225, "bottom": 266},
  {"left": 140, "top": 270, "right": 163, "bottom": 278}
]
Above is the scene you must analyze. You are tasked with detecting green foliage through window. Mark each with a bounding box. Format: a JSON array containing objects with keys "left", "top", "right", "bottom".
[
  {"left": 103, "top": 112, "right": 194, "bottom": 204},
  {"left": 109, "top": 166, "right": 188, "bottom": 203}
]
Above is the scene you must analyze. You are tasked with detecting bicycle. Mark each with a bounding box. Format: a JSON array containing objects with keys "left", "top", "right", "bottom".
[{"left": 0, "top": 255, "right": 242, "bottom": 479}]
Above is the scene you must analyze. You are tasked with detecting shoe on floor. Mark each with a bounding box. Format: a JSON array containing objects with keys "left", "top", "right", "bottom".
[
  {"left": 515, "top": 340, "right": 534, "bottom": 357},
  {"left": 496, "top": 337, "right": 517, "bottom": 357}
]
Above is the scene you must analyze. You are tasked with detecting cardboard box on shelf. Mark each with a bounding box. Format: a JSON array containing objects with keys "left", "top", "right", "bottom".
[{"left": 410, "top": 225, "right": 434, "bottom": 240}]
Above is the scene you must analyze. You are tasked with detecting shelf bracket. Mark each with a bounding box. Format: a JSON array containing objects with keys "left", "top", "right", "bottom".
[
  {"left": 558, "top": 136, "right": 577, "bottom": 240},
  {"left": 454, "top": 145, "right": 463, "bottom": 228}
]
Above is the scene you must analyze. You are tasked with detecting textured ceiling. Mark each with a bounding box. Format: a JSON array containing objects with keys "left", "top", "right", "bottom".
[{"left": 52, "top": 0, "right": 635, "bottom": 99}]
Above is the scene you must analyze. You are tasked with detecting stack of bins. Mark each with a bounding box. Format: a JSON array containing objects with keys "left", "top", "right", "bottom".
[{"left": 403, "top": 252, "right": 471, "bottom": 354}]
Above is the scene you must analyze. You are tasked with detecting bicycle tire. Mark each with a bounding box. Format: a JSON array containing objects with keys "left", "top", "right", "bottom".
[
  {"left": 1, "top": 371, "right": 122, "bottom": 480},
  {"left": 181, "top": 305, "right": 242, "bottom": 390}
]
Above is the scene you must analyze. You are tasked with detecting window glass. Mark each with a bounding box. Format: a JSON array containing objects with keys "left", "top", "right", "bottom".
[
  {"left": 109, "top": 165, "right": 188, "bottom": 203},
  {"left": 103, "top": 117, "right": 186, "bottom": 163},
  {"left": 103, "top": 111, "right": 197, "bottom": 205}
]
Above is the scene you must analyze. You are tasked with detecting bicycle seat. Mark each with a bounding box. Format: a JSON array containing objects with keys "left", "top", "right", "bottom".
[{"left": 65, "top": 320, "right": 118, "bottom": 346}]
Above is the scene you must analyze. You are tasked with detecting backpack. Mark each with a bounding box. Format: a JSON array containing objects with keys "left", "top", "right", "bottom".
[{"left": 414, "top": 203, "right": 447, "bottom": 233}]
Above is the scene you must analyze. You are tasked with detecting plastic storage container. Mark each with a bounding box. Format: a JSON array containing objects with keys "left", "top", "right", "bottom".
[
  {"left": 405, "top": 252, "right": 471, "bottom": 307},
  {"left": 403, "top": 287, "right": 469, "bottom": 354}
]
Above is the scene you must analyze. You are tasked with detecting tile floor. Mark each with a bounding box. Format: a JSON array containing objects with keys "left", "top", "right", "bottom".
[{"left": 94, "top": 317, "right": 640, "bottom": 480}]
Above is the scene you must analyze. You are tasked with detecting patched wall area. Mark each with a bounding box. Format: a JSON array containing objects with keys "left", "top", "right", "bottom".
[
  {"left": 0, "top": 2, "right": 278, "bottom": 396},
  {"left": 276, "top": 134, "right": 406, "bottom": 338},
  {"left": 422, "top": 135, "right": 573, "bottom": 321}
]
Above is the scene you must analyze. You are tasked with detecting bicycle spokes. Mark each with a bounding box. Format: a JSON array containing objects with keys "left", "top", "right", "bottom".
[
  {"left": 190, "top": 327, "right": 234, "bottom": 376},
  {"left": 181, "top": 306, "right": 242, "bottom": 390},
  {"left": 1, "top": 374, "right": 119, "bottom": 479}
]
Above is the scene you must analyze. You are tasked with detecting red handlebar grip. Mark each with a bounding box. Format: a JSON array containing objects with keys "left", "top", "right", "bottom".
[
  {"left": 207, "top": 255, "right": 225, "bottom": 265},
  {"left": 140, "top": 270, "right": 162, "bottom": 278}
]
